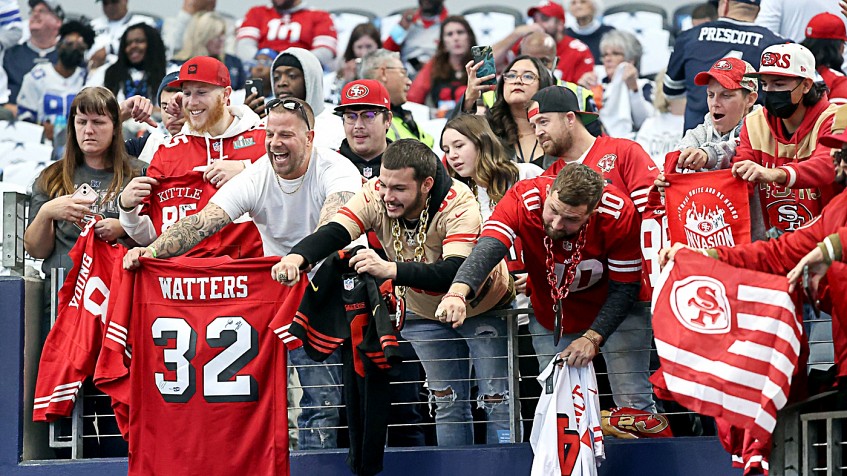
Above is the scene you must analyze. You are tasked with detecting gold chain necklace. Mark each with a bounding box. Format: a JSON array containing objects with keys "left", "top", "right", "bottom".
[
  {"left": 275, "top": 172, "right": 306, "bottom": 195},
  {"left": 390, "top": 196, "right": 431, "bottom": 318}
]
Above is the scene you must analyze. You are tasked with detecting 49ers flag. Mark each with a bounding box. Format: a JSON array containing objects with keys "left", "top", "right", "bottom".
[
  {"left": 664, "top": 169, "right": 751, "bottom": 248},
  {"left": 650, "top": 250, "right": 802, "bottom": 441}
]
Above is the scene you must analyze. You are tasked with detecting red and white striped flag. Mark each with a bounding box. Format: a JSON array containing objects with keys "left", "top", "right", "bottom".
[{"left": 650, "top": 249, "right": 802, "bottom": 441}]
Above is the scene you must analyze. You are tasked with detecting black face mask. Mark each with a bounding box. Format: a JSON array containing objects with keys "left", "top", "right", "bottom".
[
  {"left": 59, "top": 47, "right": 85, "bottom": 68},
  {"left": 762, "top": 82, "right": 803, "bottom": 119}
]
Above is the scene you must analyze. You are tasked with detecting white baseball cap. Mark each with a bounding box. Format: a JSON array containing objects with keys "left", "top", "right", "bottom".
[{"left": 746, "top": 43, "right": 816, "bottom": 80}]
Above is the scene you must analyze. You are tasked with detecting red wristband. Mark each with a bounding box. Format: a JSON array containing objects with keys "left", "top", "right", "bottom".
[{"left": 443, "top": 292, "right": 467, "bottom": 303}]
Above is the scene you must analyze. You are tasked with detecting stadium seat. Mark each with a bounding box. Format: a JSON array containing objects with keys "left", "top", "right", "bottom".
[
  {"left": 378, "top": 8, "right": 412, "bottom": 43},
  {"left": 637, "top": 29, "right": 673, "bottom": 77},
  {"left": 330, "top": 8, "right": 378, "bottom": 60},
  {"left": 136, "top": 12, "right": 164, "bottom": 31},
  {"left": 672, "top": 3, "right": 701, "bottom": 36},
  {"left": 461, "top": 6, "right": 525, "bottom": 46},
  {"left": 0, "top": 120, "right": 44, "bottom": 144},
  {"left": 602, "top": 3, "right": 668, "bottom": 33}
]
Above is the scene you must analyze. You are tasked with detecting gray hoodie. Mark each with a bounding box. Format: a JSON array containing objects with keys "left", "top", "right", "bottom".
[
  {"left": 677, "top": 105, "right": 762, "bottom": 171},
  {"left": 270, "top": 47, "right": 344, "bottom": 149}
]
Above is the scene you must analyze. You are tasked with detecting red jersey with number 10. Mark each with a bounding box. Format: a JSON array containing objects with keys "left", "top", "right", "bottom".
[
  {"left": 94, "top": 256, "right": 306, "bottom": 476},
  {"left": 482, "top": 177, "right": 642, "bottom": 332},
  {"left": 237, "top": 6, "right": 337, "bottom": 55}
]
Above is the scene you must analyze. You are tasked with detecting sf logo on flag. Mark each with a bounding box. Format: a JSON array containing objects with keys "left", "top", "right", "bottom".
[{"left": 670, "top": 276, "right": 732, "bottom": 334}]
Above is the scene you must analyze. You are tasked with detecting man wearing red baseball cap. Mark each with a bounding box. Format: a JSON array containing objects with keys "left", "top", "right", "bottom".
[
  {"left": 117, "top": 55, "right": 267, "bottom": 259},
  {"left": 803, "top": 12, "right": 847, "bottom": 102},
  {"left": 335, "top": 79, "right": 393, "bottom": 180},
  {"left": 492, "top": 0, "right": 594, "bottom": 83}
]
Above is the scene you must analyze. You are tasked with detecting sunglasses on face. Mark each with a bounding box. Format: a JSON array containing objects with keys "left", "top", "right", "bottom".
[{"left": 266, "top": 98, "right": 311, "bottom": 131}]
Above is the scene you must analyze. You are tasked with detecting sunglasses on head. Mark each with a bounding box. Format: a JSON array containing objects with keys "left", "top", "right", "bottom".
[{"left": 266, "top": 98, "right": 311, "bottom": 131}]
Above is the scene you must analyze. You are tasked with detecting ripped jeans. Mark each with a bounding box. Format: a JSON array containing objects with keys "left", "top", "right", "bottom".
[
  {"left": 400, "top": 312, "right": 514, "bottom": 446},
  {"left": 288, "top": 346, "right": 342, "bottom": 449}
]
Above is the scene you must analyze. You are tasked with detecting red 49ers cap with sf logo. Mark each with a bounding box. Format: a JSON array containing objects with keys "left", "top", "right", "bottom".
[
  {"left": 168, "top": 56, "right": 231, "bottom": 89},
  {"left": 694, "top": 57, "right": 758, "bottom": 93},
  {"left": 745, "top": 43, "right": 816, "bottom": 80},
  {"left": 335, "top": 79, "right": 391, "bottom": 112}
]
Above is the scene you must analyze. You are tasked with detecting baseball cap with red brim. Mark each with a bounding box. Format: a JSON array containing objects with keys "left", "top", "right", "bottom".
[
  {"left": 694, "top": 57, "right": 758, "bottom": 92},
  {"left": 528, "top": 0, "right": 565, "bottom": 22},
  {"left": 819, "top": 130, "right": 847, "bottom": 149},
  {"left": 168, "top": 56, "right": 231, "bottom": 89}
]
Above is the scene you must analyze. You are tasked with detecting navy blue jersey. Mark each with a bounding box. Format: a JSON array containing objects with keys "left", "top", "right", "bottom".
[{"left": 664, "top": 18, "right": 786, "bottom": 132}]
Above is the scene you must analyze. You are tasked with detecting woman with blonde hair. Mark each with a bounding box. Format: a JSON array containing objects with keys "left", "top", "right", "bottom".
[{"left": 173, "top": 11, "right": 245, "bottom": 89}]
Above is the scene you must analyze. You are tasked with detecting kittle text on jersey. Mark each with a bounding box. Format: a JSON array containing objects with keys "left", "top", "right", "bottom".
[
  {"left": 157, "top": 186, "right": 203, "bottom": 203},
  {"left": 158, "top": 275, "right": 248, "bottom": 300}
]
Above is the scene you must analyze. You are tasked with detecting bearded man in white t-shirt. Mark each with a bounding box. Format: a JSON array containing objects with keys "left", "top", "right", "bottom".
[{"left": 123, "top": 96, "right": 363, "bottom": 449}]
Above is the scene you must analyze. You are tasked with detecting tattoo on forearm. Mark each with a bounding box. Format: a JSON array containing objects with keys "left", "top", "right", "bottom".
[
  {"left": 151, "top": 204, "right": 232, "bottom": 258},
  {"left": 316, "top": 191, "right": 355, "bottom": 230}
]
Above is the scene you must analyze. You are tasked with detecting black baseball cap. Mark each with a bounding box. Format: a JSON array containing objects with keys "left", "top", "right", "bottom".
[{"left": 528, "top": 85, "right": 598, "bottom": 125}]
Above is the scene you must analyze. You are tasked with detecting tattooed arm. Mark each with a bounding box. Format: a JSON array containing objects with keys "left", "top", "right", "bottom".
[
  {"left": 315, "top": 191, "right": 355, "bottom": 230},
  {"left": 122, "top": 203, "right": 232, "bottom": 269}
]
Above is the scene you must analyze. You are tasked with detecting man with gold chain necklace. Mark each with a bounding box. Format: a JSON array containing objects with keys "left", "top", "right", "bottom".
[{"left": 276, "top": 139, "right": 517, "bottom": 447}]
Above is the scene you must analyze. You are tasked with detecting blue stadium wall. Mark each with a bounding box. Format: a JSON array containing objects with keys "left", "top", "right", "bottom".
[{"left": 0, "top": 277, "right": 743, "bottom": 476}]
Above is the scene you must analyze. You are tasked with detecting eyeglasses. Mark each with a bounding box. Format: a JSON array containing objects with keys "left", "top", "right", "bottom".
[
  {"left": 338, "top": 110, "right": 384, "bottom": 125},
  {"left": 382, "top": 66, "right": 408, "bottom": 77},
  {"left": 601, "top": 51, "right": 625, "bottom": 59},
  {"left": 503, "top": 71, "right": 539, "bottom": 84},
  {"left": 266, "top": 98, "right": 311, "bottom": 131}
]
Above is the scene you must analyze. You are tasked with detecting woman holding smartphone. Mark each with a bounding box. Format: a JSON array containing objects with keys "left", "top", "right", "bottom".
[{"left": 24, "top": 87, "right": 145, "bottom": 335}]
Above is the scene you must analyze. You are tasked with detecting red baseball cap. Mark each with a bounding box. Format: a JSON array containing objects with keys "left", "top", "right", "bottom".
[
  {"left": 335, "top": 79, "right": 391, "bottom": 111},
  {"left": 528, "top": 0, "right": 565, "bottom": 22},
  {"left": 694, "top": 57, "right": 758, "bottom": 92},
  {"left": 819, "top": 130, "right": 847, "bottom": 149},
  {"left": 806, "top": 12, "right": 847, "bottom": 41},
  {"left": 168, "top": 56, "right": 231, "bottom": 89}
]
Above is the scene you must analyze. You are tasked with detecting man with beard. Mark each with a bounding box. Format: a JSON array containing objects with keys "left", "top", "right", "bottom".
[
  {"left": 123, "top": 95, "right": 363, "bottom": 450},
  {"left": 274, "top": 139, "right": 515, "bottom": 447},
  {"left": 437, "top": 164, "right": 643, "bottom": 405},
  {"left": 117, "top": 56, "right": 266, "bottom": 257},
  {"left": 17, "top": 19, "right": 94, "bottom": 137},
  {"left": 236, "top": 0, "right": 337, "bottom": 70},
  {"left": 87, "top": 0, "right": 156, "bottom": 69},
  {"left": 384, "top": 0, "right": 448, "bottom": 77},
  {"left": 527, "top": 85, "right": 659, "bottom": 412}
]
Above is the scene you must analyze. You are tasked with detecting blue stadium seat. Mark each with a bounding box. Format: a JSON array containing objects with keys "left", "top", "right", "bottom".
[{"left": 672, "top": 3, "right": 702, "bottom": 36}]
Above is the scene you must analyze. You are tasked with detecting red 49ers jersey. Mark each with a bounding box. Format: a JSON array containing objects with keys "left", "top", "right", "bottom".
[
  {"left": 94, "top": 256, "right": 306, "bottom": 476},
  {"left": 237, "top": 6, "right": 337, "bottom": 55},
  {"left": 640, "top": 189, "right": 670, "bottom": 299},
  {"left": 482, "top": 177, "right": 642, "bottom": 332}
]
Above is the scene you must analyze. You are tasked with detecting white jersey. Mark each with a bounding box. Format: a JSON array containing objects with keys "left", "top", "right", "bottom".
[
  {"left": 89, "top": 13, "right": 157, "bottom": 58},
  {"left": 531, "top": 359, "right": 605, "bottom": 476},
  {"left": 211, "top": 146, "right": 362, "bottom": 257},
  {"left": 17, "top": 63, "right": 87, "bottom": 123}
]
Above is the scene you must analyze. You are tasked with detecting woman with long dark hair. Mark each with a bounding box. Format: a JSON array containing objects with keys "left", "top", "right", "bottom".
[
  {"left": 329, "top": 22, "right": 381, "bottom": 103},
  {"left": 408, "top": 16, "right": 476, "bottom": 115},
  {"left": 101, "top": 23, "right": 167, "bottom": 102}
]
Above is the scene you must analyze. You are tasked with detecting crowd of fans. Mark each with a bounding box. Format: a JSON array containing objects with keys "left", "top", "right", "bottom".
[{"left": 5, "top": 0, "right": 847, "bottom": 469}]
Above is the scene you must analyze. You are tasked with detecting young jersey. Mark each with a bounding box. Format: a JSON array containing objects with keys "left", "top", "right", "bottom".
[
  {"left": 237, "top": 5, "right": 337, "bottom": 56},
  {"left": 531, "top": 359, "right": 604, "bottom": 476},
  {"left": 481, "top": 177, "right": 642, "bottom": 332},
  {"left": 33, "top": 219, "right": 125, "bottom": 421},
  {"left": 94, "top": 256, "right": 305, "bottom": 476},
  {"left": 142, "top": 172, "right": 263, "bottom": 259},
  {"left": 17, "top": 62, "right": 86, "bottom": 123}
]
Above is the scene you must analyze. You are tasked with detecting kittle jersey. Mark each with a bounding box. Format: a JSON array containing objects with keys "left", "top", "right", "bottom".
[
  {"left": 33, "top": 219, "right": 125, "bottom": 421},
  {"left": 334, "top": 178, "right": 511, "bottom": 319},
  {"left": 142, "top": 172, "right": 263, "bottom": 259},
  {"left": 651, "top": 249, "right": 802, "bottom": 441},
  {"left": 482, "top": 177, "right": 642, "bottom": 332},
  {"left": 237, "top": 5, "right": 337, "bottom": 55},
  {"left": 531, "top": 359, "right": 604, "bottom": 476},
  {"left": 93, "top": 256, "right": 305, "bottom": 476}
]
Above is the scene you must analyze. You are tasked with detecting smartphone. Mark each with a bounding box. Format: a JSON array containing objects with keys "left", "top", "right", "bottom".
[
  {"left": 71, "top": 183, "right": 98, "bottom": 205},
  {"left": 471, "top": 45, "right": 497, "bottom": 86},
  {"left": 245, "top": 78, "right": 264, "bottom": 98}
]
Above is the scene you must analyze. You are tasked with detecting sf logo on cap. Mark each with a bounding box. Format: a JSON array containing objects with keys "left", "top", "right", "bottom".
[
  {"left": 188, "top": 64, "right": 198, "bottom": 75},
  {"left": 713, "top": 60, "right": 732, "bottom": 70},
  {"left": 346, "top": 84, "right": 369, "bottom": 99},
  {"left": 761, "top": 52, "right": 791, "bottom": 69}
]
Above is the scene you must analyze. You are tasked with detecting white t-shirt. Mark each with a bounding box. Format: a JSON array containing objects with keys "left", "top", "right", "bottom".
[
  {"left": 478, "top": 163, "right": 544, "bottom": 221},
  {"left": 211, "top": 146, "right": 362, "bottom": 257},
  {"left": 635, "top": 112, "right": 685, "bottom": 168}
]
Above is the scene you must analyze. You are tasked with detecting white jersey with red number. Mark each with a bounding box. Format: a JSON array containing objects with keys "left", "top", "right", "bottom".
[
  {"left": 237, "top": 5, "right": 337, "bottom": 55},
  {"left": 531, "top": 359, "right": 604, "bottom": 476},
  {"left": 93, "top": 256, "right": 305, "bottom": 476},
  {"left": 544, "top": 136, "right": 659, "bottom": 301},
  {"left": 482, "top": 177, "right": 642, "bottom": 332},
  {"left": 33, "top": 219, "right": 125, "bottom": 421}
]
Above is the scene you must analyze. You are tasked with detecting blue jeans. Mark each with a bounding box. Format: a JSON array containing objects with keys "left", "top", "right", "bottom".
[
  {"left": 400, "top": 313, "right": 514, "bottom": 446},
  {"left": 529, "top": 304, "right": 656, "bottom": 412},
  {"left": 288, "top": 346, "right": 343, "bottom": 449}
]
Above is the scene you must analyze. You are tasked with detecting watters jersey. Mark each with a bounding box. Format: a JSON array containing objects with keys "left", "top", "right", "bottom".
[
  {"left": 481, "top": 177, "right": 642, "bottom": 332},
  {"left": 334, "top": 178, "right": 511, "bottom": 319},
  {"left": 33, "top": 219, "right": 125, "bottom": 421},
  {"left": 93, "top": 256, "right": 305, "bottom": 476},
  {"left": 530, "top": 359, "right": 604, "bottom": 476},
  {"left": 237, "top": 5, "right": 337, "bottom": 55}
]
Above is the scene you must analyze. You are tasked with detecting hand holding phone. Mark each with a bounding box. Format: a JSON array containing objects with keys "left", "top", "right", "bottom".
[
  {"left": 471, "top": 45, "right": 496, "bottom": 86},
  {"left": 245, "top": 78, "right": 264, "bottom": 98},
  {"left": 71, "top": 183, "right": 98, "bottom": 205}
]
